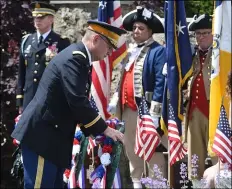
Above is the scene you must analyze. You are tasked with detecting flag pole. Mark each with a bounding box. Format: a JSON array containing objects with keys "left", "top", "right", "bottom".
[
  {"left": 167, "top": 140, "right": 174, "bottom": 187},
  {"left": 166, "top": 95, "right": 174, "bottom": 188},
  {"left": 143, "top": 148, "right": 147, "bottom": 178}
]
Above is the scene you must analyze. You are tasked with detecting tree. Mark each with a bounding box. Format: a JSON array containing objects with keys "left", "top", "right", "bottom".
[
  {"left": 0, "top": 0, "right": 34, "bottom": 187},
  {"left": 132, "top": 0, "right": 214, "bottom": 17},
  {"left": 184, "top": 1, "right": 214, "bottom": 17}
]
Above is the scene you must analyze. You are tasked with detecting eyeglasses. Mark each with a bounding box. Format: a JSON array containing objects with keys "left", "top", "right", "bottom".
[
  {"left": 99, "top": 35, "right": 113, "bottom": 52},
  {"left": 195, "top": 31, "right": 212, "bottom": 37}
]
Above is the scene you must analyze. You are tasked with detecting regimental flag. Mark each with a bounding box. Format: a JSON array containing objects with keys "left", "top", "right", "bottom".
[
  {"left": 208, "top": 0, "right": 231, "bottom": 156},
  {"left": 161, "top": 0, "right": 192, "bottom": 137},
  {"left": 168, "top": 104, "right": 187, "bottom": 165},
  {"left": 135, "top": 97, "right": 161, "bottom": 162},
  {"left": 91, "top": 0, "right": 127, "bottom": 120},
  {"left": 212, "top": 105, "right": 232, "bottom": 164},
  {"left": 161, "top": 0, "right": 192, "bottom": 165}
]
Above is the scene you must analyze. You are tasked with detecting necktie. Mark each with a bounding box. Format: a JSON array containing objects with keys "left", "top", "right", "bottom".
[{"left": 39, "top": 35, "right": 43, "bottom": 45}]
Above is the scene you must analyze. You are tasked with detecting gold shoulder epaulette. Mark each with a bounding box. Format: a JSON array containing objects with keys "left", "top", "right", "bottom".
[{"left": 72, "top": 51, "right": 86, "bottom": 59}]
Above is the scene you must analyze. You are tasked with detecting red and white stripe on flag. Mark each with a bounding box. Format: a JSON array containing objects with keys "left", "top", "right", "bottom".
[
  {"left": 168, "top": 119, "right": 187, "bottom": 165},
  {"left": 135, "top": 97, "right": 161, "bottom": 161},
  {"left": 167, "top": 103, "right": 187, "bottom": 165},
  {"left": 87, "top": 137, "right": 97, "bottom": 155},
  {"left": 135, "top": 115, "right": 161, "bottom": 161},
  {"left": 212, "top": 105, "right": 232, "bottom": 164},
  {"left": 91, "top": 1, "right": 127, "bottom": 120},
  {"left": 213, "top": 129, "right": 232, "bottom": 164}
]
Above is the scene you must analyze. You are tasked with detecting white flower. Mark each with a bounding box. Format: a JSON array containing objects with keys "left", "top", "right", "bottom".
[{"left": 45, "top": 48, "right": 52, "bottom": 57}]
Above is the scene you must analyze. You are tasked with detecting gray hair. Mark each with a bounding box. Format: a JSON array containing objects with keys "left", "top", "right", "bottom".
[{"left": 82, "top": 29, "right": 97, "bottom": 41}]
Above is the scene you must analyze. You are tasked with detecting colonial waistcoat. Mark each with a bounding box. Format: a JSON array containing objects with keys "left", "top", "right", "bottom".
[
  {"left": 121, "top": 38, "right": 155, "bottom": 110},
  {"left": 188, "top": 48, "right": 212, "bottom": 119}
]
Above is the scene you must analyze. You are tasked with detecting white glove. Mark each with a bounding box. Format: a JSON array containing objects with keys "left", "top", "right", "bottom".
[
  {"left": 162, "top": 62, "right": 167, "bottom": 76},
  {"left": 107, "top": 92, "right": 119, "bottom": 115},
  {"left": 107, "top": 104, "right": 117, "bottom": 115},
  {"left": 151, "top": 116, "right": 160, "bottom": 129}
]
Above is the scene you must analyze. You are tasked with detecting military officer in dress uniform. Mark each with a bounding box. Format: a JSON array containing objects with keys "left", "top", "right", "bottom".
[
  {"left": 116, "top": 7, "right": 167, "bottom": 188},
  {"left": 16, "top": 0, "right": 70, "bottom": 114},
  {"left": 184, "top": 14, "right": 217, "bottom": 179},
  {"left": 11, "top": 20, "right": 127, "bottom": 188}
]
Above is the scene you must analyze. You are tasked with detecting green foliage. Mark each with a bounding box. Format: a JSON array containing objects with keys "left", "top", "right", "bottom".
[
  {"left": 133, "top": 0, "right": 214, "bottom": 17},
  {"left": 184, "top": 1, "right": 214, "bottom": 17}
]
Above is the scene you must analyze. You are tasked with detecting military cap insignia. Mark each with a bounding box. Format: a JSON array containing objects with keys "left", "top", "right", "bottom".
[
  {"left": 31, "top": 1, "right": 57, "bottom": 17},
  {"left": 35, "top": 3, "right": 40, "bottom": 8}
]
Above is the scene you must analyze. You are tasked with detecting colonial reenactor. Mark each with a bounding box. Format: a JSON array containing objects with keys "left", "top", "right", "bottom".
[
  {"left": 184, "top": 14, "right": 217, "bottom": 179},
  {"left": 117, "top": 7, "right": 167, "bottom": 188},
  {"left": 16, "top": 0, "right": 70, "bottom": 113},
  {"left": 11, "top": 20, "right": 126, "bottom": 188}
]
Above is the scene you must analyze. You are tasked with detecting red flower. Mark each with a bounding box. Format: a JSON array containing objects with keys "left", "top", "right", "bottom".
[
  {"left": 107, "top": 122, "right": 116, "bottom": 129},
  {"left": 102, "top": 145, "right": 112, "bottom": 154},
  {"left": 73, "top": 138, "right": 79, "bottom": 145},
  {"left": 12, "top": 139, "right": 19, "bottom": 146},
  {"left": 64, "top": 169, "right": 71, "bottom": 178}
]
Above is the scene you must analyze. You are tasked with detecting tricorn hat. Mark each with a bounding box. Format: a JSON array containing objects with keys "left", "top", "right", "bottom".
[
  {"left": 188, "top": 14, "right": 212, "bottom": 31},
  {"left": 122, "top": 6, "right": 164, "bottom": 33},
  {"left": 87, "top": 20, "right": 127, "bottom": 49},
  {"left": 30, "top": 0, "right": 57, "bottom": 17}
]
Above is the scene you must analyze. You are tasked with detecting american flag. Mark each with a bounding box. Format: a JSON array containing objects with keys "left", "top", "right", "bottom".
[
  {"left": 91, "top": 0, "right": 127, "bottom": 120},
  {"left": 212, "top": 105, "right": 232, "bottom": 164},
  {"left": 87, "top": 137, "right": 97, "bottom": 155},
  {"left": 135, "top": 97, "right": 161, "bottom": 161},
  {"left": 168, "top": 104, "right": 187, "bottom": 165}
]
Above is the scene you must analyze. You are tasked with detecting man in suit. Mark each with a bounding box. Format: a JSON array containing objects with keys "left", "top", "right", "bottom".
[
  {"left": 184, "top": 14, "right": 217, "bottom": 179},
  {"left": 16, "top": 0, "right": 70, "bottom": 114},
  {"left": 11, "top": 20, "right": 126, "bottom": 188},
  {"left": 115, "top": 7, "right": 167, "bottom": 188}
]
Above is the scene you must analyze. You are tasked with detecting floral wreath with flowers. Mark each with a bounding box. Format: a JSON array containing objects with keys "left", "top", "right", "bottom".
[{"left": 63, "top": 117, "right": 124, "bottom": 189}]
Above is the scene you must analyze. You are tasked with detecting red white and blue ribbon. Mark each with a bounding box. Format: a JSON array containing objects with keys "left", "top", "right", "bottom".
[
  {"left": 112, "top": 168, "right": 121, "bottom": 189},
  {"left": 63, "top": 128, "right": 82, "bottom": 187},
  {"left": 77, "top": 165, "right": 85, "bottom": 189}
]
